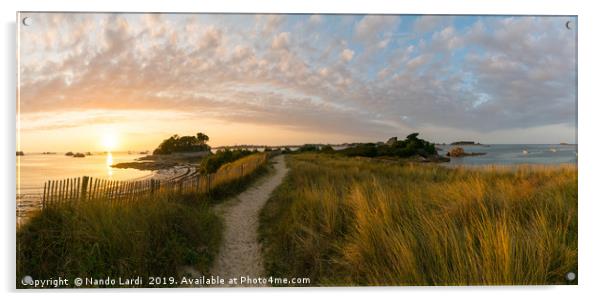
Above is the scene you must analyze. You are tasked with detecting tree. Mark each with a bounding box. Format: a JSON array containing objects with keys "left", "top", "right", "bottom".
[
  {"left": 339, "top": 133, "right": 436, "bottom": 158},
  {"left": 153, "top": 132, "right": 211, "bottom": 155},
  {"left": 406, "top": 133, "right": 420, "bottom": 140},
  {"left": 197, "top": 132, "right": 209, "bottom": 144}
]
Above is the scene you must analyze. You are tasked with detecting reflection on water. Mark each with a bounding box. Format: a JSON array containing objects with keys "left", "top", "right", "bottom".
[
  {"left": 16, "top": 152, "right": 156, "bottom": 221},
  {"left": 17, "top": 152, "right": 154, "bottom": 196},
  {"left": 106, "top": 152, "right": 114, "bottom": 177}
]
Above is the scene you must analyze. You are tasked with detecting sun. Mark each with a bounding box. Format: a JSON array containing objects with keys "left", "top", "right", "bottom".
[{"left": 101, "top": 131, "right": 119, "bottom": 151}]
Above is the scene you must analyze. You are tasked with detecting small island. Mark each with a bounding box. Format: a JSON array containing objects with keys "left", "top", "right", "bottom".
[
  {"left": 112, "top": 132, "right": 212, "bottom": 170},
  {"left": 450, "top": 140, "right": 489, "bottom": 146},
  {"left": 330, "top": 133, "right": 450, "bottom": 163},
  {"left": 446, "top": 146, "right": 486, "bottom": 157},
  {"left": 450, "top": 141, "right": 477, "bottom": 145},
  {"left": 65, "top": 151, "right": 86, "bottom": 158}
]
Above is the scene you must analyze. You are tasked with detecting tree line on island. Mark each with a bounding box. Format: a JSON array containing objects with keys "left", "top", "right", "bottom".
[
  {"left": 289, "top": 133, "right": 450, "bottom": 162},
  {"left": 153, "top": 132, "right": 211, "bottom": 155},
  {"left": 148, "top": 131, "right": 479, "bottom": 165}
]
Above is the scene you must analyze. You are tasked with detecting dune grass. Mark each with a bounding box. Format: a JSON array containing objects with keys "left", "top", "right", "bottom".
[
  {"left": 17, "top": 154, "right": 271, "bottom": 288},
  {"left": 259, "top": 153, "right": 577, "bottom": 286},
  {"left": 17, "top": 192, "right": 220, "bottom": 288}
]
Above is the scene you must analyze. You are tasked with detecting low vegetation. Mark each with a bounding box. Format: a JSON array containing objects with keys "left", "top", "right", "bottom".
[
  {"left": 339, "top": 133, "right": 436, "bottom": 158},
  {"left": 18, "top": 193, "right": 220, "bottom": 288},
  {"left": 292, "top": 133, "right": 439, "bottom": 161},
  {"left": 198, "top": 148, "right": 256, "bottom": 174},
  {"left": 17, "top": 154, "right": 271, "bottom": 288},
  {"left": 260, "top": 153, "right": 577, "bottom": 285}
]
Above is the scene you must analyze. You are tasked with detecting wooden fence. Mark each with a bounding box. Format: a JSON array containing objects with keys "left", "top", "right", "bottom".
[{"left": 41, "top": 153, "right": 269, "bottom": 209}]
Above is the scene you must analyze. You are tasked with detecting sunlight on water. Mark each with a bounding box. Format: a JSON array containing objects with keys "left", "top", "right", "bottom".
[
  {"left": 16, "top": 152, "right": 156, "bottom": 220},
  {"left": 16, "top": 152, "right": 154, "bottom": 196},
  {"left": 106, "top": 152, "right": 114, "bottom": 177}
]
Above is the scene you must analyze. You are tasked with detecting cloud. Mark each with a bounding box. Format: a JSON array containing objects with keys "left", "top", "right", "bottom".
[
  {"left": 309, "top": 15, "right": 322, "bottom": 25},
  {"left": 257, "top": 14, "right": 285, "bottom": 36},
  {"left": 354, "top": 15, "right": 400, "bottom": 46},
  {"left": 431, "top": 26, "right": 463, "bottom": 51},
  {"left": 198, "top": 26, "right": 223, "bottom": 49},
  {"left": 341, "top": 48, "right": 354, "bottom": 62},
  {"left": 413, "top": 15, "right": 448, "bottom": 33},
  {"left": 18, "top": 13, "right": 577, "bottom": 144},
  {"left": 271, "top": 32, "right": 290, "bottom": 50}
]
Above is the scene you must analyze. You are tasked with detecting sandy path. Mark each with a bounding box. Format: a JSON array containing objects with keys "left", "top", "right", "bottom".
[{"left": 209, "top": 155, "right": 287, "bottom": 287}]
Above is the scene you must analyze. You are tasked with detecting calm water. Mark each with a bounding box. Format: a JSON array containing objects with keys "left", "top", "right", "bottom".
[
  {"left": 16, "top": 152, "right": 154, "bottom": 198},
  {"left": 437, "top": 144, "right": 578, "bottom": 166},
  {"left": 15, "top": 145, "right": 577, "bottom": 219}
]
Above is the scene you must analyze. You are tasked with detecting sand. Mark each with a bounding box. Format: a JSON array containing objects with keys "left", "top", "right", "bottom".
[{"left": 181, "top": 155, "right": 288, "bottom": 287}]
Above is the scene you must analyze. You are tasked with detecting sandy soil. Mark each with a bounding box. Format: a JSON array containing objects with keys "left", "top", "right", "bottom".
[{"left": 181, "top": 155, "right": 288, "bottom": 287}]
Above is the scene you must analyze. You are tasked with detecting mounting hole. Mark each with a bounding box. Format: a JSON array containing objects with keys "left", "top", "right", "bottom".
[
  {"left": 22, "top": 275, "right": 33, "bottom": 285},
  {"left": 566, "top": 272, "right": 576, "bottom": 281},
  {"left": 22, "top": 17, "right": 32, "bottom": 26}
]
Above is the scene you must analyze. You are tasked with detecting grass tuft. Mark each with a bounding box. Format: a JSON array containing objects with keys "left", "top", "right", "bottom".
[
  {"left": 260, "top": 153, "right": 577, "bottom": 286},
  {"left": 17, "top": 155, "right": 272, "bottom": 288}
]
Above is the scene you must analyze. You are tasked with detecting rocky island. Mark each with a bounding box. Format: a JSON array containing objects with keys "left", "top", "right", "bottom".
[{"left": 446, "top": 146, "right": 486, "bottom": 157}]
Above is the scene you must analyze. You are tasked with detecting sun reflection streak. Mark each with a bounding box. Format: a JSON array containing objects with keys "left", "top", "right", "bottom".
[{"left": 106, "top": 152, "right": 113, "bottom": 177}]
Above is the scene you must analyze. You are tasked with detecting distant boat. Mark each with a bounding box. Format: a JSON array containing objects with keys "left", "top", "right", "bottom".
[
  {"left": 550, "top": 148, "right": 557, "bottom": 153},
  {"left": 522, "top": 149, "right": 529, "bottom": 155}
]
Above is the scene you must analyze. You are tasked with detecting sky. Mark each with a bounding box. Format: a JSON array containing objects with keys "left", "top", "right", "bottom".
[{"left": 17, "top": 13, "right": 577, "bottom": 152}]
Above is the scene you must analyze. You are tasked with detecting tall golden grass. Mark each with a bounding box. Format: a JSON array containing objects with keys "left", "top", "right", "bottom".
[
  {"left": 17, "top": 153, "right": 271, "bottom": 288},
  {"left": 211, "top": 153, "right": 268, "bottom": 188},
  {"left": 260, "top": 153, "right": 577, "bottom": 285}
]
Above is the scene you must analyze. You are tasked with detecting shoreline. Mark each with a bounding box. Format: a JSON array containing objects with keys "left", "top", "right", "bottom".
[{"left": 16, "top": 162, "right": 195, "bottom": 224}]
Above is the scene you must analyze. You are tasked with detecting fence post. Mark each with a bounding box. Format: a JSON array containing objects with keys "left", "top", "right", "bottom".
[
  {"left": 196, "top": 175, "right": 201, "bottom": 192},
  {"left": 80, "top": 176, "right": 89, "bottom": 201},
  {"left": 150, "top": 179, "right": 155, "bottom": 195},
  {"left": 42, "top": 182, "right": 47, "bottom": 209},
  {"left": 207, "top": 174, "right": 211, "bottom": 192}
]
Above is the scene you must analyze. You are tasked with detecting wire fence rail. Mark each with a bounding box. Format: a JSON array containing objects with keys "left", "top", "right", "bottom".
[{"left": 41, "top": 153, "right": 270, "bottom": 209}]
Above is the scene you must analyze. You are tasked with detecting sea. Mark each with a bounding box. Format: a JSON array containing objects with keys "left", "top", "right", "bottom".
[
  {"left": 15, "top": 144, "right": 577, "bottom": 220},
  {"left": 16, "top": 152, "right": 154, "bottom": 219},
  {"left": 437, "top": 144, "right": 578, "bottom": 166}
]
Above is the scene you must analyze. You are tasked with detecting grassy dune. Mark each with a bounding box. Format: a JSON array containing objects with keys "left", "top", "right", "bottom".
[
  {"left": 260, "top": 153, "right": 577, "bottom": 285},
  {"left": 17, "top": 193, "right": 220, "bottom": 287},
  {"left": 17, "top": 154, "right": 270, "bottom": 288}
]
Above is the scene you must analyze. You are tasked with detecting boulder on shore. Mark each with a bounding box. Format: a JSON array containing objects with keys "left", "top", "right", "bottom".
[
  {"left": 447, "top": 147, "right": 466, "bottom": 157},
  {"left": 386, "top": 137, "right": 398, "bottom": 146},
  {"left": 446, "top": 146, "right": 486, "bottom": 157}
]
